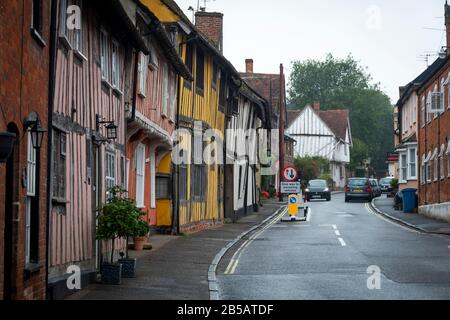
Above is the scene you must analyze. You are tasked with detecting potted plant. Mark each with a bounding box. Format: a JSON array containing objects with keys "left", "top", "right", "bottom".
[
  {"left": 96, "top": 186, "right": 143, "bottom": 283},
  {"left": 132, "top": 219, "right": 150, "bottom": 251}
]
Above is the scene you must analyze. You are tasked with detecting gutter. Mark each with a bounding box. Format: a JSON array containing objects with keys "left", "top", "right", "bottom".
[{"left": 45, "top": 0, "right": 58, "bottom": 300}]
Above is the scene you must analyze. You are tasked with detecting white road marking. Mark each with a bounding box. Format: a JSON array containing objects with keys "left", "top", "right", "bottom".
[
  {"left": 224, "top": 207, "right": 287, "bottom": 275},
  {"left": 364, "top": 203, "right": 420, "bottom": 234},
  {"left": 332, "top": 224, "right": 337, "bottom": 230},
  {"left": 335, "top": 230, "right": 341, "bottom": 236},
  {"left": 338, "top": 237, "right": 346, "bottom": 246}
]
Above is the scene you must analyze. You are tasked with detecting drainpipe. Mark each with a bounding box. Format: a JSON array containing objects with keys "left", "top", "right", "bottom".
[{"left": 45, "top": 0, "right": 58, "bottom": 300}]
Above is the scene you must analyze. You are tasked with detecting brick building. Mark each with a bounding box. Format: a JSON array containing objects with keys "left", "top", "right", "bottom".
[
  {"left": 416, "top": 3, "right": 450, "bottom": 222},
  {"left": 0, "top": 0, "right": 52, "bottom": 299}
]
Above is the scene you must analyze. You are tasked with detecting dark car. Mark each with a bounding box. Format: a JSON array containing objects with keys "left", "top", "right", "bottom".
[
  {"left": 379, "top": 177, "right": 394, "bottom": 194},
  {"left": 369, "top": 179, "right": 381, "bottom": 197},
  {"left": 345, "top": 178, "right": 376, "bottom": 202},
  {"left": 305, "top": 179, "right": 331, "bottom": 201}
]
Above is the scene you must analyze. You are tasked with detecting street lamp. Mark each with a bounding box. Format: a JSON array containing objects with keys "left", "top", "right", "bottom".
[{"left": 95, "top": 114, "right": 118, "bottom": 142}]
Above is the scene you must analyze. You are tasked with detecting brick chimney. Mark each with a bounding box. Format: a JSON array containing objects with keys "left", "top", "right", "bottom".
[
  {"left": 245, "top": 59, "right": 253, "bottom": 74},
  {"left": 195, "top": 11, "right": 223, "bottom": 53},
  {"left": 446, "top": 1, "right": 450, "bottom": 54},
  {"left": 313, "top": 102, "right": 321, "bottom": 112}
]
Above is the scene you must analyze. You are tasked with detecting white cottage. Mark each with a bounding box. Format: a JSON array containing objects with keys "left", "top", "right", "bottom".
[{"left": 286, "top": 103, "right": 352, "bottom": 188}]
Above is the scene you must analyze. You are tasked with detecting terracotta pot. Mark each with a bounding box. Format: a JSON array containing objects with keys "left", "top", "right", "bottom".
[{"left": 133, "top": 236, "right": 147, "bottom": 251}]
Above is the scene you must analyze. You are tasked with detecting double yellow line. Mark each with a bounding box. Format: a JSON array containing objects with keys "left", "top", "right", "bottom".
[{"left": 224, "top": 207, "right": 288, "bottom": 275}]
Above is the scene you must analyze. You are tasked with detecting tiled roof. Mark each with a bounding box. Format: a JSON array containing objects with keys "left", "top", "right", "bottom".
[
  {"left": 240, "top": 73, "right": 282, "bottom": 116},
  {"left": 318, "top": 109, "right": 349, "bottom": 140},
  {"left": 286, "top": 109, "right": 302, "bottom": 128}
]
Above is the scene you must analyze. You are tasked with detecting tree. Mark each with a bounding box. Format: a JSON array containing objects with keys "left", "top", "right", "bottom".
[
  {"left": 294, "top": 156, "right": 330, "bottom": 184},
  {"left": 288, "top": 54, "right": 394, "bottom": 170},
  {"left": 349, "top": 138, "right": 369, "bottom": 171}
]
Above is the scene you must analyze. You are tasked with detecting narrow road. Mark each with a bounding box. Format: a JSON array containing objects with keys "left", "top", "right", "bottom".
[{"left": 216, "top": 193, "right": 450, "bottom": 300}]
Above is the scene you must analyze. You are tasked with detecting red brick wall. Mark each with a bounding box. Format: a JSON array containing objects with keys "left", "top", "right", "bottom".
[
  {"left": 0, "top": 0, "right": 50, "bottom": 300},
  {"left": 417, "top": 60, "right": 450, "bottom": 207},
  {"left": 195, "top": 12, "right": 223, "bottom": 51}
]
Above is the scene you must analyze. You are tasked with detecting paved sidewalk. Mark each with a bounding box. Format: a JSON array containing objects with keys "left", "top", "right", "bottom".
[
  {"left": 372, "top": 197, "right": 450, "bottom": 235},
  {"left": 67, "top": 202, "right": 284, "bottom": 300}
]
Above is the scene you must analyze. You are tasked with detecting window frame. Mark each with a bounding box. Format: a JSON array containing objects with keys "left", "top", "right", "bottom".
[
  {"left": 440, "top": 144, "right": 445, "bottom": 180},
  {"left": 138, "top": 52, "right": 148, "bottom": 97},
  {"left": 408, "top": 147, "right": 417, "bottom": 180},
  {"left": 52, "top": 129, "right": 67, "bottom": 202},
  {"left": 400, "top": 153, "right": 407, "bottom": 182},
  {"left": 135, "top": 143, "right": 146, "bottom": 208},
  {"left": 100, "top": 28, "right": 110, "bottom": 83},
  {"left": 105, "top": 151, "right": 116, "bottom": 201},
  {"left": 195, "top": 47, "right": 205, "bottom": 93},
  {"left": 111, "top": 39, "right": 121, "bottom": 90}
]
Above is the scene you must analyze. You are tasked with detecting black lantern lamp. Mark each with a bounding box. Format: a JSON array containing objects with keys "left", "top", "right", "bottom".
[
  {"left": 95, "top": 114, "right": 118, "bottom": 142},
  {"left": 0, "top": 132, "right": 16, "bottom": 162},
  {"left": 24, "top": 112, "right": 46, "bottom": 149}
]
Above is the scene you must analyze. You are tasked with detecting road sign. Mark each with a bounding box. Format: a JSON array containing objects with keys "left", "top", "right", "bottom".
[
  {"left": 288, "top": 194, "right": 299, "bottom": 216},
  {"left": 281, "top": 182, "right": 301, "bottom": 194},
  {"left": 283, "top": 166, "right": 298, "bottom": 182}
]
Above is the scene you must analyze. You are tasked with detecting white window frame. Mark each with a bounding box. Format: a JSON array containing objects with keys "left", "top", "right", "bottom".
[
  {"left": 421, "top": 154, "right": 426, "bottom": 185},
  {"left": 59, "top": 0, "right": 68, "bottom": 39},
  {"left": 400, "top": 152, "right": 407, "bottom": 182},
  {"left": 73, "top": 0, "right": 83, "bottom": 53},
  {"left": 447, "top": 142, "right": 450, "bottom": 178},
  {"left": 100, "top": 28, "right": 109, "bottom": 82},
  {"left": 440, "top": 144, "right": 445, "bottom": 180},
  {"left": 440, "top": 78, "right": 445, "bottom": 113},
  {"left": 433, "top": 148, "right": 438, "bottom": 182},
  {"left": 111, "top": 39, "right": 120, "bottom": 90},
  {"left": 26, "top": 132, "right": 36, "bottom": 264},
  {"left": 426, "top": 91, "right": 432, "bottom": 123},
  {"left": 425, "top": 151, "right": 432, "bottom": 183},
  {"left": 408, "top": 147, "right": 417, "bottom": 180},
  {"left": 135, "top": 144, "right": 146, "bottom": 208},
  {"left": 105, "top": 151, "right": 116, "bottom": 200},
  {"left": 421, "top": 96, "right": 426, "bottom": 128},
  {"left": 161, "top": 62, "right": 169, "bottom": 117},
  {"left": 448, "top": 72, "right": 450, "bottom": 110},
  {"left": 138, "top": 52, "right": 148, "bottom": 97}
]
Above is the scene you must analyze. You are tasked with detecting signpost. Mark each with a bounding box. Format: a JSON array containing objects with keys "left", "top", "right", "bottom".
[
  {"left": 283, "top": 166, "right": 298, "bottom": 182},
  {"left": 288, "top": 195, "right": 299, "bottom": 216}
]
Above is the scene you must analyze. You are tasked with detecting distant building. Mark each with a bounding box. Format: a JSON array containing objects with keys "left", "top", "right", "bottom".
[{"left": 286, "top": 103, "right": 352, "bottom": 188}]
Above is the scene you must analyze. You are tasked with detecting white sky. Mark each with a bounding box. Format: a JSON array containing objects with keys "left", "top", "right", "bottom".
[{"left": 174, "top": 0, "right": 448, "bottom": 104}]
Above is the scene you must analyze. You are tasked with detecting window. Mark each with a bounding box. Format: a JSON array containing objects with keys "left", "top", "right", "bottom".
[
  {"left": 191, "top": 137, "right": 207, "bottom": 201},
  {"left": 100, "top": 29, "right": 109, "bottom": 82},
  {"left": 111, "top": 40, "right": 120, "bottom": 89},
  {"left": 179, "top": 165, "right": 188, "bottom": 203},
  {"left": 212, "top": 62, "right": 218, "bottom": 88},
  {"left": 185, "top": 42, "right": 193, "bottom": 75},
  {"left": 421, "top": 96, "right": 426, "bottom": 127},
  {"left": 138, "top": 52, "right": 148, "bottom": 96},
  {"left": 59, "top": 0, "right": 68, "bottom": 38},
  {"left": 400, "top": 153, "right": 407, "bottom": 182},
  {"left": 432, "top": 85, "right": 439, "bottom": 118},
  {"left": 440, "top": 144, "right": 445, "bottom": 180},
  {"left": 421, "top": 154, "right": 426, "bottom": 185},
  {"left": 440, "top": 78, "right": 445, "bottom": 112},
  {"left": 425, "top": 152, "right": 432, "bottom": 183},
  {"left": 26, "top": 132, "right": 37, "bottom": 264},
  {"left": 162, "top": 62, "right": 169, "bottom": 116},
  {"left": 196, "top": 47, "right": 204, "bottom": 91},
  {"left": 433, "top": 148, "right": 438, "bottom": 182},
  {"left": 135, "top": 144, "right": 145, "bottom": 207},
  {"left": 105, "top": 151, "right": 116, "bottom": 200},
  {"left": 32, "top": 0, "right": 42, "bottom": 33},
  {"left": 409, "top": 148, "right": 416, "bottom": 179},
  {"left": 73, "top": 1, "right": 83, "bottom": 53},
  {"left": 156, "top": 175, "right": 171, "bottom": 199},
  {"left": 52, "top": 129, "right": 66, "bottom": 200},
  {"left": 219, "top": 69, "right": 227, "bottom": 109},
  {"left": 448, "top": 72, "right": 450, "bottom": 109},
  {"left": 170, "top": 71, "right": 176, "bottom": 120},
  {"left": 426, "top": 92, "right": 432, "bottom": 123},
  {"left": 447, "top": 142, "right": 450, "bottom": 177}
]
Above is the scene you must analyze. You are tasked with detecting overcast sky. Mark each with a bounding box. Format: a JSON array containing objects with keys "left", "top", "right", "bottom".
[{"left": 174, "top": 0, "right": 448, "bottom": 104}]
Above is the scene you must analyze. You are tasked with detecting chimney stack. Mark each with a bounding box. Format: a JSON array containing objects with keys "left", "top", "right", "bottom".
[
  {"left": 446, "top": 1, "right": 450, "bottom": 54},
  {"left": 245, "top": 59, "right": 253, "bottom": 74},
  {"left": 195, "top": 11, "right": 224, "bottom": 53},
  {"left": 313, "top": 102, "right": 321, "bottom": 112}
]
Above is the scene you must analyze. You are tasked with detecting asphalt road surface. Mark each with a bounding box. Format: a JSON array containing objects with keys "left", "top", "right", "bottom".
[{"left": 216, "top": 193, "right": 450, "bottom": 300}]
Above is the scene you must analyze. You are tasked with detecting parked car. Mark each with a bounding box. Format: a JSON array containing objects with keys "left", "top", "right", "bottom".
[
  {"left": 345, "top": 178, "right": 376, "bottom": 202},
  {"left": 369, "top": 179, "right": 382, "bottom": 197},
  {"left": 379, "top": 177, "right": 394, "bottom": 194},
  {"left": 305, "top": 179, "right": 331, "bottom": 201}
]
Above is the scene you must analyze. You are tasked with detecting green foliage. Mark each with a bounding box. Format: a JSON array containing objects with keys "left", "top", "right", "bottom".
[
  {"left": 294, "top": 156, "right": 330, "bottom": 183},
  {"left": 96, "top": 186, "right": 149, "bottom": 262},
  {"left": 288, "top": 54, "right": 394, "bottom": 170},
  {"left": 390, "top": 178, "right": 399, "bottom": 190},
  {"left": 349, "top": 138, "right": 369, "bottom": 171}
]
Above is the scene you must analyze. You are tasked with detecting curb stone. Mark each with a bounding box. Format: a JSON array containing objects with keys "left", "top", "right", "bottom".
[
  {"left": 369, "top": 199, "right": 450, "bottom": 235},
  {"left": 208, "top": 206, "right": 287, "bottom": 300}
]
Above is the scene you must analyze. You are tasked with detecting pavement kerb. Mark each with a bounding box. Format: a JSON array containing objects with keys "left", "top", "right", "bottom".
[
  {"left": 370, "top": 199, "right": 435, "bottom": 234},
  {"left": 208, "top": 206, "right": 287, "bottom": 300}
]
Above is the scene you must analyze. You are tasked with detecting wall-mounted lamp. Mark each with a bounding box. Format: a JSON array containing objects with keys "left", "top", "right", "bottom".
[
  {"left": 95, "top": 114, "right": 118, "bottom": 142},
  {"left": 24, "top": 112, "right": 46, "bottom": 149}
]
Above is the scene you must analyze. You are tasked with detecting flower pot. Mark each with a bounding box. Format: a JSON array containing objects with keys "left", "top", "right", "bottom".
[
  {"left": 100, "top": 263, "right": 122, "bottom": 285},
  {"left": 0, "top": 132, "right": 16, "bottom": 163},
  {"left": 133, "top": 236, "right": 147, "bottom": 251},
  {"left": 118, "top": 258, "right": 136, "bottom": 278}
]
